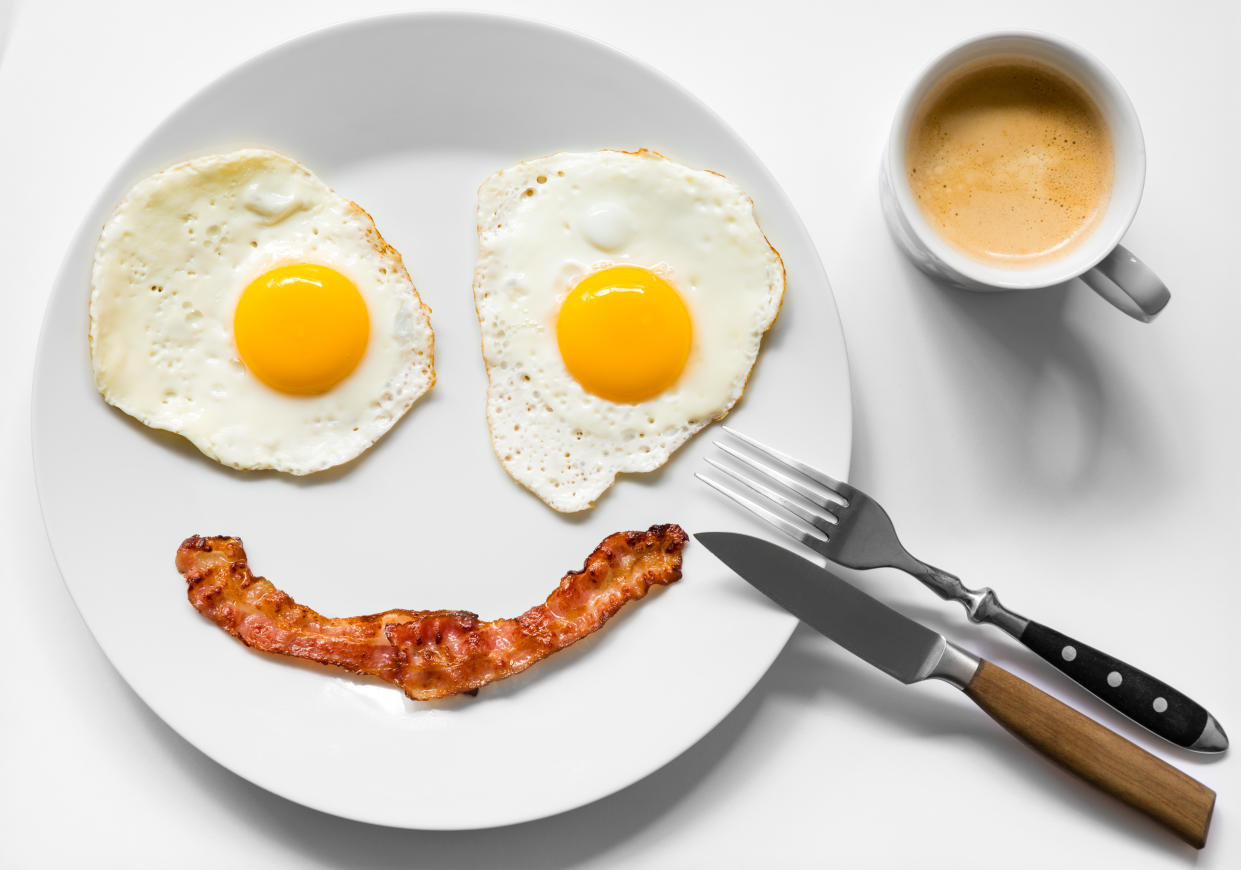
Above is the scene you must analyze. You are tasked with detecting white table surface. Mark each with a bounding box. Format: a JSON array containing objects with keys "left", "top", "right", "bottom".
[{"left": 2, "top": 1, "right": 1237, "bottom": 866}]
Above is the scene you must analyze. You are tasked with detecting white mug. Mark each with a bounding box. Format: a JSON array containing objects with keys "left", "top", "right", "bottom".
[{"left": 880, "top": 32, "right": 1170, "bottom": 322}]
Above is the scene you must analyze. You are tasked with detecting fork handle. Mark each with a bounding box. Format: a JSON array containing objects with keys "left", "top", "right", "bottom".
[
  {"left": 911, "top": 563, "right": 1228, "bottom": 752},
  {"left": 1019, "top": 621, "right": 1227, "bottom": 752}
]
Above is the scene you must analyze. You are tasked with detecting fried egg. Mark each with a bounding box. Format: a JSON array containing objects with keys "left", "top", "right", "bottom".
[
  {"left": 473, "top": 150, "right": 784, "bottom": 512},
  {"left": 90, "top": 149, "right": 434, "bottom": 474}
]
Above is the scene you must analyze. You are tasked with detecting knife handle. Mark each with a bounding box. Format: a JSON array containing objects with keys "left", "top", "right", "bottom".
[
  {"left": 964, "top": 659, "right": 1215, "bottom": 848},
  {"left": 1018, "top": 621, "right": 1227, "bottom": 752}
]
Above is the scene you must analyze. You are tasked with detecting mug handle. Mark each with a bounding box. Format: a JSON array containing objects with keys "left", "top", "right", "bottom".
[{"left": 1080, "top": 244, "right": 1170, "bottom": 322}]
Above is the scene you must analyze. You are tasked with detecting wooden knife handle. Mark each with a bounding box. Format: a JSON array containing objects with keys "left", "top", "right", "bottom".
[{"left": 964, "top": 660, "right": 1215, "bottom": 848}]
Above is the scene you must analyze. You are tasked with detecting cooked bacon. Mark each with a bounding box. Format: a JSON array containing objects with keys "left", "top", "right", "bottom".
[{"left": 175, "top": 525, "right": 687, "bottom": 700}]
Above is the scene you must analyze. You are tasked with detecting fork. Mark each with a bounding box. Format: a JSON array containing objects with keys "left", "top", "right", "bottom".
[{"left": 698, "top": 427, "right": 1228, "bottom": 753}]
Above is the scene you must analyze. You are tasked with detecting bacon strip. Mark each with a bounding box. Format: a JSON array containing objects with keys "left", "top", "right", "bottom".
[{"left": 175, "top": 525, "right": 686, "bottom": 700}]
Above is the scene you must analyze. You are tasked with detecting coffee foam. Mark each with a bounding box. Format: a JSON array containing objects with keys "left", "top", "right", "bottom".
[{"left": 906, "top": 58, "right": 1113, "bottom": 267}]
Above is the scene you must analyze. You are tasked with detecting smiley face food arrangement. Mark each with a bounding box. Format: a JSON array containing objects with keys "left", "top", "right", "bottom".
[{"left": 92, "top": 148, "right": 781, "bottom": 699}]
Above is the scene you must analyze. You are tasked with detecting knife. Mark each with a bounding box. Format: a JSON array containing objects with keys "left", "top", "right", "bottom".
[{"left": 696, "top": 531, "right": 1216, "bottom": 848}]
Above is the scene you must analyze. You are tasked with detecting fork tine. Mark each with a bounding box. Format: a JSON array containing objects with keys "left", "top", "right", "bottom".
[
  {"left": 703, "top": 457, "right": 835, "bottom": 535},
  {"left": 695, "top": 472, "right": 829, "bottom": 553},
  {"left": 720, "top": 426, "right": 855, "bottom": 500},
  {"left": 714, "top": 440, "right": 845, "bottom": 511}
]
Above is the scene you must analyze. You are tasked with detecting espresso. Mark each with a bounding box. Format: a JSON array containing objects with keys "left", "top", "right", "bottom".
[{"left": 906, "top": 59, "right": 1113, "bottom": 267}]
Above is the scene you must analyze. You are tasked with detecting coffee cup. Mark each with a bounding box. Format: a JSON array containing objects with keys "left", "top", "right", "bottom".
[{"left": 880, "top": 32, "right": 1169, "bottom": 322}]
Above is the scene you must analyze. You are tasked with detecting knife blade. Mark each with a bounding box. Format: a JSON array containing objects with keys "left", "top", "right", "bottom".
[
  {"left": 696, "top": 531, "right": 1216, "bottom": 848},
  {"left": 696, "top": 531, "right": 977, "bottom": 687}
]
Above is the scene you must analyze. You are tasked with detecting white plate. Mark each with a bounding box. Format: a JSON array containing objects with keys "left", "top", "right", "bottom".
[{"left": 32, "top": 13, "right": 851, "bottom": 829}]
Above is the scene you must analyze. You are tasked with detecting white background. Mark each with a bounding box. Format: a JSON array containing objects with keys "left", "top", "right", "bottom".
[{"left": 1, "top": 1, "right": 1237, "bottom": 867}]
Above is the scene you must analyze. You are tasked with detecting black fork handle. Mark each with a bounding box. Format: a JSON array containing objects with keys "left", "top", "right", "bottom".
[
  {"left": 1019, "top": 620, "right": 1226, "bottom": 752},
  {"left": 911, "top": 563, "right": 1227, "bottom": 752}
]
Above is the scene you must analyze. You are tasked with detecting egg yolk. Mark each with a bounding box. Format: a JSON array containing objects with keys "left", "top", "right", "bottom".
[
  {"left": 234, "top": 264, "right": 369, "bottom": 395},
  {"left": 556, "top": 265, "right": 692, "bottom": 403}
]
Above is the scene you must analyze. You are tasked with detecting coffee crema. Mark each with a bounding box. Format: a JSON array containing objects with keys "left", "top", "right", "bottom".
[{"left": 906, "top": 59, "right": 1113, "bottom": 267}]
